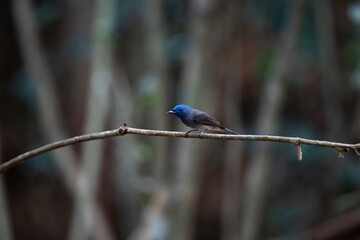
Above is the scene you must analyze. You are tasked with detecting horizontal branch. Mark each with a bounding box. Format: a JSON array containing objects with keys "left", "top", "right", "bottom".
[{"left": 1, "top": 124, "right": 360, "bottom": 174}]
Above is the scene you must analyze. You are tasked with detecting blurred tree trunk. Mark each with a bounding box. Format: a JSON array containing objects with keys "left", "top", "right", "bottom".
[
  {"left": 221, "top": 2, "right": 244, "bottom": 240},
  {"left": 351, "top": 15, "right": 360, "bottom": 140},
  {"left": 125, "top": 1, "right": 171, "bottom": 239},
  {"left": 168, "top": 1, "right": 216, "bottom": 240},
  {"left": 66, "top": 0, "right": 116, "bottom": 239},
  {"left": 143, "top": 0, "right": 169, "bottom": 187},
  {"left": 128, "top": 188, "right": 169, "bottom": 240},
  {"left": 240, "top": 1, "right": 306, "bottom": 240},
  {"left": 0, "top": 134, "right": 13, "bottom": 240},
  {"left": 12, "top": 1, "right": 115, "bottom": 239},
  {"left": 0, "top": 178, "right": 12, "bottom": 240},
  {"left": 57, "top": 0, "right": 94, "bottom": 135},
  {"left": 315, "top": 0, "right": 344, "bottom": 140},
  {"left": 111, "top": 67, "right": 139, "bottom": 238},
  {"left": 12, "top": 0, "right": 77, "bottom": 190}
]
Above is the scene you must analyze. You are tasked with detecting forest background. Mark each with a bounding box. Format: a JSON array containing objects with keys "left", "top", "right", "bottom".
[{"left": 1, "top": 0, "right": 360, "bottom": 239}]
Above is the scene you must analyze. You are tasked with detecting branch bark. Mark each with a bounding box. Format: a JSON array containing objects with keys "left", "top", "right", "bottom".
[{"left": 1, "top": 125, "right": 359, "bottom": 174}]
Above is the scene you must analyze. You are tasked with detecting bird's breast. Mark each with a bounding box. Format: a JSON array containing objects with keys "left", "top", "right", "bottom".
[{"left": 181, "top": 118, "right": 197, "bottom": 128}]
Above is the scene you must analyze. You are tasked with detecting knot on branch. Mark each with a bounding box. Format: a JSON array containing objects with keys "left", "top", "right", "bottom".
[{"left": 118, "top": 123, "right": 129, "bottom": 136}]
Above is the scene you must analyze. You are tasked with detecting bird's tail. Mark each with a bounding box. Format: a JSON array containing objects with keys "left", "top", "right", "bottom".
[{"left": 224, "top": 128, "right": 238, "bottom": 135}]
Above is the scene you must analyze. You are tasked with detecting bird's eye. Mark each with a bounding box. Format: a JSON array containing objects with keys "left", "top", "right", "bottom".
[{"left": 179, "top": 108, "right": 182, "bottom": 111}]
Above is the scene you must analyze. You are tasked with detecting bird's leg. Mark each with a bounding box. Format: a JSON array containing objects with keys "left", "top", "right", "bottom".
[
  {"left": 185, "top": 129, "right": 197, "bottom": 136},
  {"left": 199, "top": 129, "right": 208, "bottom": 137}
]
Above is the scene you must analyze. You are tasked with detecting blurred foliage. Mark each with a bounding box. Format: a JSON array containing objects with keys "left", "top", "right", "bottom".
[{"left": 36, "top": 0, "right": 59, "bottom": 26}]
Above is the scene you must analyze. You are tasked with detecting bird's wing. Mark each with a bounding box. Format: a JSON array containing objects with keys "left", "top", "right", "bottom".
[{"left": 193, "top": 110, "right": 223, "bottom": 128}]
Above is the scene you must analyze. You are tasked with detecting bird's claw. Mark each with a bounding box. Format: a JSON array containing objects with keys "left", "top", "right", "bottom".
[
  {"left": 185, "top": 129, "right": 198, "bottom": 137},
  {"left": 199, "top": 129, "right": 207, "bottom": 138}
]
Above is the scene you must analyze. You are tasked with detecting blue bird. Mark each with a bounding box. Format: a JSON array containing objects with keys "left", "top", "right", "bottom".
[{"left": 167, "top": 105, "right": 238, "bottom": 137}]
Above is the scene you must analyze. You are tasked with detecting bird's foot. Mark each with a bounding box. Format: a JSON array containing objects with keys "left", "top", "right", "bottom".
[
  {"left": 199, "top": 129, "right": 208, "bottom": 138},
  {"left": 185, "top": 130, "right": 192, "bottom": 137},
  {"left": 185, "top": 129, "right": 196, "bottom": 137}
]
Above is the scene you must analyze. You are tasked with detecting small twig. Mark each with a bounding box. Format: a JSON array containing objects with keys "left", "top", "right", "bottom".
[
  {"left": 296, "top": 144, "right": 303, "bottom": 161},
  {"left": 355, "top": 148, "right": 360, "bottom": 157},
  {"left": 1, "top": 124, "right": 360, "bottom": 174}
]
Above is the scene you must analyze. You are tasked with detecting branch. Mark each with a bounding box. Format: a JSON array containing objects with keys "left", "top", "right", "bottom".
[{"left": 1, "top": 124, "right": 360, "bottom": 174}]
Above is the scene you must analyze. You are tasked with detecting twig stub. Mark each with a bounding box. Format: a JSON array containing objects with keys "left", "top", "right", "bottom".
[
  {"left": 296, "top": 144, "right": 303, "bottom": 161},
  {"left": 354, "top": 148, "right": 360, "bottom": 157},
  {"left": 336, "top": 147, "right": 348, "bottom": 159}
]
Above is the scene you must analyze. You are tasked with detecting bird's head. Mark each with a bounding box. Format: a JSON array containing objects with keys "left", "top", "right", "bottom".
[{"left": 167, "top": 105, "right": 192, "bottom": 120}]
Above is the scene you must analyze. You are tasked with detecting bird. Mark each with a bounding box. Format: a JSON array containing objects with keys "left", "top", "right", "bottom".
[{"left": 166, "top": 104, "right": 238, "bottom": 137}]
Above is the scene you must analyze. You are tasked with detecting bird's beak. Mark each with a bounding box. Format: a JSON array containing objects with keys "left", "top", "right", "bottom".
[{"left": 167, "top": 110, "right": 176, "bottom": 114}]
